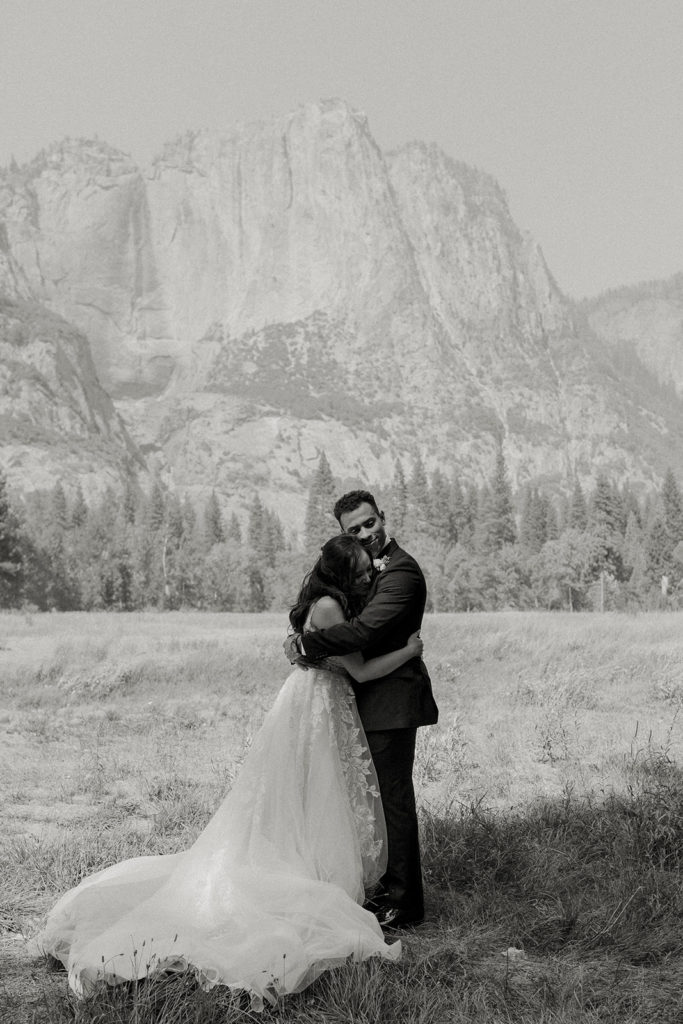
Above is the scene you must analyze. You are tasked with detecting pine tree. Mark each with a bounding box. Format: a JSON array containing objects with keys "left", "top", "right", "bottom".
[
  {"left": 0, "top": 470, "right": 22, "bottom": 606},
  {"left": 623, "top": 511, "right": 646, "bottom": 581},
  {"left": 473, "top": 484, "right": 491, "bottom": 553},
  {"left": 75, "top": 487, "right": 119, "bottom": 608},
  {"left": 156, "top": 493, "right": 185, "bottom": 608},
  {"left": 461, "top": 484, "right": 479, "bottom": 550},
  {"left": 429, "top": 468, "right": 454, "bottom": 548},
  {"left": 248, "top": 494, "right": 266, "bottom": 555},
  {"left": 166, "top": 493, "right": 184, "bottom": 545},
  {"left": 589, "top": 473, "right": 625, "bottom": 536},
  {"left": 640, "top": 490, "right": 659, "bottom": 536},
  {"left": 122, "top": 479, "right": 139, "bottom": 524},
  {"left": 646, "top": 516, "right": 670, "bottom": 586},
  {"left": 588, "top": 473, "right": 626, "bottom": 579},
  {"left": 661, "top": 468, "right": 683, "bottom": 548},
  {"left": 567, "top": 478, "right": 588, "bottom": 532},
  {"left": 403, "top": 454, "right": 430, "bottom": 542},
  {"left": 544, "top": 496, "right": 559, "bottom": 542},
  {"left": 203, "top": 491, "right": 225, "bottom": 549},
  {"left": 263, "top": 508, "right": 285, "bottom": 563},
  {"left": 129, "top": 524, "right": 158, "bottom": 609},
  {"left": 71, "top": 484, "right": 88, "bottom": 528},
  {"left": 145, "top": 479, "right": 166, "bottom": 534},
  {"left": 480, "top": 447, "right": 516, "bottom": 553},
  {"left": 51, "top": 481, "right": 69, "bottom": 532},
  {"left": 555, "top": 491, "right": 570, "bottom": 535},
  {"left": 176, "top": 497, "right": 204, "bottom": 607},
  {"left": 39, "top": 480, "right": 80, "bottom": 608},
  {"left": 388, "top": 460, "right": 407, "bottom": 536},
  {"left": 620, "top": 481, "right": 642, "bottom": 528},
  {"left": 110, "top": 508, "right": 135, "bottom": 610},
  {"left": 19, "top": 492, "right": 47, "bottom": 607},
  {"left": 519, "top": 487, "right": 547, "bottom": 554},
  {"left": 449, "top": 478, "right": 468, "bottom": 548},
  {"left": 181, "top": 496, "right": 197, "bottom": 536},
  {"left": 226, "top": 513, "right": 242, "bottom": 544},
  {"left": 303, "top": 452, "right": 338, "bottom": 552}
]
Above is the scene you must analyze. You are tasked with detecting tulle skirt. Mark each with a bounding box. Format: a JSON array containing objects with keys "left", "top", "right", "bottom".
[{"left": 38, "top": 667, "right": 400, "bottom": 1008}]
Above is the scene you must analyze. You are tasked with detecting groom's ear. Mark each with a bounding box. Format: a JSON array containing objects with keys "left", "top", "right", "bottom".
[{"left": 379, "top": 510, "right": 385, "bottom": 522}]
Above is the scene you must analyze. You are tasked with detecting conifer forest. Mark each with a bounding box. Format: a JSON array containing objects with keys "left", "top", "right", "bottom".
[{"left": 2, "top": 451, "right": 683, "bottom": 614}]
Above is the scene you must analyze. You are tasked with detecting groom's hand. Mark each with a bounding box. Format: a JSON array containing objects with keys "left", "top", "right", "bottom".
[
  {"left": 283, "top": 632, "right": 302, "bottom": 663},
  {"left": 283, "top": 632, "right": 312, "bottom": 669}
]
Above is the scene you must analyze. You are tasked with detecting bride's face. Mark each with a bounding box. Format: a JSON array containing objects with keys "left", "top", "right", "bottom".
[{"left": 352, "top": 548, "right": 373, "bottom": 592}]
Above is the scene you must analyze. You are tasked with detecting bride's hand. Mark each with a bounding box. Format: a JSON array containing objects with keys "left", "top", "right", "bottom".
[{"left": 406, "top": 630, "right": 424, "bottom": 659}]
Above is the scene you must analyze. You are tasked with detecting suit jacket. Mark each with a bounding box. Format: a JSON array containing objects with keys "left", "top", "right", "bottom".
[{"left": 302, "top": 539, "right": 439, "bottom": 732}]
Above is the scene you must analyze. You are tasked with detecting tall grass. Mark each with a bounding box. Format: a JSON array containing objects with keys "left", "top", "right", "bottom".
[{"left": 2, "top": 610, "right": 683, "bottom": 1022}]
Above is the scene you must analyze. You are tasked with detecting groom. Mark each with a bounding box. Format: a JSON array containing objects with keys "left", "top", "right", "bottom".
[{"left": 289, "top": 489, "right": 438, "bottom": 930}]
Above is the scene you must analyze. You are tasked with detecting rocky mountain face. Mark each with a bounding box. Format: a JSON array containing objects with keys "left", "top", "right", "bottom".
[
  {"left": 583, "top": 275, "right": 683, "bottom": 396},
  {"left": 1, "top": 100, "right": 682, "bottom": 526},
  {"left": 0, "top": 296, "right": 142, "bottom": 497}
]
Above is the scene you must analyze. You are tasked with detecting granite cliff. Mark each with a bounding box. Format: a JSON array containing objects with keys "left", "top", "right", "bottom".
[
  {"left": 0, "top": 295, "right": 142, "bottom": 497},
  {"left": 1, "top": 100, "right": 681, "bottom": 525},
  {"left": 583, "top": 274, "right": 683, "bottom": 397}
]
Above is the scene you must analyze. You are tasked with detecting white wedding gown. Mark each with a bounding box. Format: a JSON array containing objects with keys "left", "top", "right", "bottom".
[{"left": 38, "top": 657, "right": 400, "bottom": 1009}]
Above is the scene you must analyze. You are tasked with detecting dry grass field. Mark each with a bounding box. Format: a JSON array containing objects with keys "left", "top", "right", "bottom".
[{"left": 2, "top": 610, "right": 683, "bottom": 1023}]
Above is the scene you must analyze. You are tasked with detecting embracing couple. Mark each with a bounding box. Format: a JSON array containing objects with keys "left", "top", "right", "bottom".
[
  {"left": 39, "top": 489, "right": 439, "bottom": 1009},
  {"left": 287, "top": 489, "right": 439, "bottom": 931}
]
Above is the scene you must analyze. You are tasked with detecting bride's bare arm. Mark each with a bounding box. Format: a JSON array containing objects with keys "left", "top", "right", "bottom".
[{"left": 309, "top": 597, "right": 423, "bottom": 683}]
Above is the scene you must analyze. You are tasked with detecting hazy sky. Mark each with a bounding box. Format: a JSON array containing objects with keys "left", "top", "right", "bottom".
[{"left": 2, "top": 0, "right": 681, "bottom": 298}]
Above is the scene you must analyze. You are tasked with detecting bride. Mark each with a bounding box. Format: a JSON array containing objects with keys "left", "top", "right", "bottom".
[{"left": 39, "top": 535, "right": 424, "bottom": 1009}]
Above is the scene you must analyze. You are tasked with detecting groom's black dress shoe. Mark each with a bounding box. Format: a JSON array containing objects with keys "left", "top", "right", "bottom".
[{"left": 374, "top": 906, "right": 424, "bottom": 932}]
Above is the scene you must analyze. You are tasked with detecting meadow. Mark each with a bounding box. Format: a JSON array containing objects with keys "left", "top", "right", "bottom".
[{"left": 1, "top": 609, "right": 683, "bottom": 1023}]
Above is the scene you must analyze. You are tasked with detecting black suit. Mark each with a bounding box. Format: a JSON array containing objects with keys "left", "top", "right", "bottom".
[{"left": 302, "top": 539, "right": 438, "bottom": 919}]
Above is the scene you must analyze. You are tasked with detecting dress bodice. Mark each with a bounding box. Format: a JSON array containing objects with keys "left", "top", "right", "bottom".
[{"left": 304, "top": 601, "right": 351, "bottom": 679}]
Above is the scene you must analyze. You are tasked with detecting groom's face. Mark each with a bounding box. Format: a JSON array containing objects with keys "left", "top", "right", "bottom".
[{"left": 339, "top": 501, "right": 387, "bottom": 559}]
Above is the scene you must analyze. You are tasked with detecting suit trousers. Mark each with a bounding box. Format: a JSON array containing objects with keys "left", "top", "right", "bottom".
[{"left": 365, "top": 727, "right": 424, "bottom": 919}]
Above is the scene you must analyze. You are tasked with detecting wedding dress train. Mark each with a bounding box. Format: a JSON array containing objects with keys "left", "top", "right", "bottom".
[{"left": 39, "top": 665, "right": 400, "bottom": 1008}]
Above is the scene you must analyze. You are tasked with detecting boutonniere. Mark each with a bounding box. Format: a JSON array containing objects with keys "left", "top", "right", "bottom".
[{"left": 373, "top": 554, "right": 391, "bottom": 573}]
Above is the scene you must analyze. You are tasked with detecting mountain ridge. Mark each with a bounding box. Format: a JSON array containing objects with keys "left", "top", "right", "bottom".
[{"left": 1, "top": 100, "right": 681, "bottom": 529}]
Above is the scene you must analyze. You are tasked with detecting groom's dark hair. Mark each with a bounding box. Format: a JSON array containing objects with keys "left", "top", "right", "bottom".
[{"left": 333, "top": 489, "right": 381, "bottom": 525}]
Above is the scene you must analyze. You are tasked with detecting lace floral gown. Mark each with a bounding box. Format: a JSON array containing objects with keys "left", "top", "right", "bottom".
[{"left": 38, "top": 634, "right": 399, "bottom": 1008}]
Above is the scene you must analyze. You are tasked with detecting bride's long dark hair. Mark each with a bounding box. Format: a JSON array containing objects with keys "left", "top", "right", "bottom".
[{"left": 289, "top": 535, "right": 369, "bottom": 634}]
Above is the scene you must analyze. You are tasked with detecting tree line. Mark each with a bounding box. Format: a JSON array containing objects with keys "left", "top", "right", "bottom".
[
  {"left": 2, "top": 450, "right": 683, "bottom": 613},
  {"left": 381, "top": 452, "right": 683, "bottom": 612},
  {"left": 0, "top": 475, "right": 305, "bottom": 613}
]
